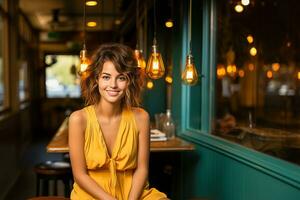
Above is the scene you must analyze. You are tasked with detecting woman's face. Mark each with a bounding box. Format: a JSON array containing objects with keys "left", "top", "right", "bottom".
[{"left": 97, "top": 61, "right": 129, "bottom": 104}]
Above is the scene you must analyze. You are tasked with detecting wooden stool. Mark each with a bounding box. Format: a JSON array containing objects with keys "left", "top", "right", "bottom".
[
  {"left": 28, "top": 197, "right": 70, "bottom": 200},
  {"left": 34, "top": 161, "right": 73, "bottom": 197}
]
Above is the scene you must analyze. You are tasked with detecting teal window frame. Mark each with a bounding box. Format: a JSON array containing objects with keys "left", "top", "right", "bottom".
[{"left": 179, "top": 0, "right": 216, "bottom": 137}]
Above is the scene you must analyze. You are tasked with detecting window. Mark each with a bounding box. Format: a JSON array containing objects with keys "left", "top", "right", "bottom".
[
  {"left": 0, "top": 6, "right": 8, "bottom": 111},
  {"left": 0, "top": 16, "right": 3, "bottom": 108},
  {"left": 19, "top": 60, "right": 29, "bottom": 101},
  {"left": 45, "top": 55, "right": 81, "bottom": 98},
  {"left": 214, "top": 0, "right": 300, "bottom": 166}
]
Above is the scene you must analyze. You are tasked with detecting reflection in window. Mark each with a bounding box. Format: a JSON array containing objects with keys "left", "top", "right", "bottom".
[
  {"left": 45, "top": 55, "right": 81, "bottom": 98},
  {"left": 214, "top": 0, "right": 300, "bottom": 166}
]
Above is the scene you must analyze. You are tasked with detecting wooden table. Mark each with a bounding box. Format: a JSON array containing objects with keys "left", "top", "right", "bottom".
[{"left": 47, "top": 118, "right": 195, "bottom": 153}]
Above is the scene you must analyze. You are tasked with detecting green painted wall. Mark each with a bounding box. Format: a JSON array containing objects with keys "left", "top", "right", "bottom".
[{"left": 179, "top": 134, "right": 300, "bottom": 200}]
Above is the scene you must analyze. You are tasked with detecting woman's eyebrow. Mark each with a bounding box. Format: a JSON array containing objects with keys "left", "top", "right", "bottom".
[{"left": 101, "top": 72, "right": 111, "bottom": 75}]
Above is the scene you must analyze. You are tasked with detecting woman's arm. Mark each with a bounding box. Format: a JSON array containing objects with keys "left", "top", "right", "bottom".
[
  {"left": 128, "top": 108, "right": 150, "bottom": 200},
  {"left": 69, "top": 110, "right": 116, "bottom": 200}
]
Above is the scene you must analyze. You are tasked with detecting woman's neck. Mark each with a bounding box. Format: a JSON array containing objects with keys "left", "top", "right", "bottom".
[{"left": 95, "top": 100, "right": 122, "bottom": 118}]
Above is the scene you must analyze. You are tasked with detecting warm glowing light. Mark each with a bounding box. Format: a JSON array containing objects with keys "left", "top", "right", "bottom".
[
  {"left": 181, "top": 55, "right": 198, "bottom": 85},
  {"left": 80, "top": 49, "right": 90, "bottom": 72},
  {"left": 247, "top": 35, "right": 254, "bottom": 43},
  {"left": 87, "top": 21, "right": 97, "bottom": 27},
  {"left": 235, "top": 4, "right": 244, "bottom": 13},
  {"left": 165, "top": 19, "right": 173, "bottom": 28},
  {"left": 80, "top": 63, "right": 88, "bottom": 72},
  {"left": 250, "top": 47, "right": 257, "bottom": 56},
  {"left": 217, "top": 64, "right": 226, "bottom": 79},
  {"left": 134, "top": 49, "right": 146, "bottom": 69},
  {"left": 272, "top": 63, "right": 280, "bottom": 71},
  {"left": 239, "top": 69, "right": 245, "bottom": 77},
  {"left": 241, "top": 0, "right": 250, "bottom": 6},
  {"left": 146, "top": 80, "right": 154, "bottom": 89},
  {"left": 248, "top": 63, "right": 255, "bottom": 71},
  {"left": 267, "top": 70, "right": 273, "bottom": 79},
  {"left": 298, "top": 72, "right": 300, "bottom": 80},
  {"left": 86, "top": 1, "right": 98, "bottom": 6},
  {"left": 115, "top": 19, "right": 121, "bottom": 25},
  {"left": 226, "top": 64, "right": 237, "bottom": 76},
  {"left": 146, "top": 45, "right": 165, "bottom": 79},
  {"left": 165, "top": 75, "right": 173, "bottom": 84}
]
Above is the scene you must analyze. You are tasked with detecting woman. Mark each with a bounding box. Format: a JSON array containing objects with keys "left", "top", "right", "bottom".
[{"left": 69, "top": 43, "right": 168, "bottom": 200}]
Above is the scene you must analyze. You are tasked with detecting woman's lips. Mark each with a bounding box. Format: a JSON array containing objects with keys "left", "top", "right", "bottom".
[{"left": 106, "top": 90, "right": 119, "bottom": 96}]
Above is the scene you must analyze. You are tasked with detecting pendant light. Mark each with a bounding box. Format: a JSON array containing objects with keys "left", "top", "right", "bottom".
[
  {"left": 80, "top": 0, "right": 89, "bottom": 73},
  {"left": 181, "top": 0, "right": 199, "bottom": 85},
  {"left": 146, "top": 0, "right": 165, "bottom": 79},
  {"left": 134, "top": 0, "right": 146, "bottom": 69}
]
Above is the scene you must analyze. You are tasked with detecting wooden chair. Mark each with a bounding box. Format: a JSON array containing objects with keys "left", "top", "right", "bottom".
[{"left": 34, "top": 161, "right": 73, "bottom": 197}]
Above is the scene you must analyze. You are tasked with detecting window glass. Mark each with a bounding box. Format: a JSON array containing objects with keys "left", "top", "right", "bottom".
[
  {"left": 214, "top": 0, "right": 300, "bottom": 165},
  {"left": 187, "top": 0, "right": 203, "bottom": 130},
  {"left": 19, "top": 60, "right": 28, "bottom": 101},
  {"left": 45, "top": 55, "right": 81, "bottom": 98},
  {"left": 0, "top": 15, "right": 4, "bottom": 109}
]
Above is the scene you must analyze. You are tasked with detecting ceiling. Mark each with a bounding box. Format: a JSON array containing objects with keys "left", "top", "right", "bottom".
[{"left": 19, "top": 0, "right": 126, "bottom": 32}]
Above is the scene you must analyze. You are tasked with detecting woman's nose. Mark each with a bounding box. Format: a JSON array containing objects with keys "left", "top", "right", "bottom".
[{"left": 109, "top": 78, "right": 117, "bottom": 88}]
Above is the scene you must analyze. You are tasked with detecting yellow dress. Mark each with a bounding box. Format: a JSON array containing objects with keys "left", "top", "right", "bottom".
[{"left": 70, "top": 105, "right": 167, "bottom": 200}]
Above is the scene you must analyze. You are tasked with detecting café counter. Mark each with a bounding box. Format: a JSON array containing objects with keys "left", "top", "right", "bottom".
[{"left": 47, "top": 118, "right": 195, "bottom": 153}]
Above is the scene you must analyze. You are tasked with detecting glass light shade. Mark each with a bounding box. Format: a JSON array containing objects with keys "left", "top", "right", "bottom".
[
  {"left": 146, "top": 45, "right": 165, "bottom": 79},
  {"left": 134, "top": 49, "right": 146, "bottom": 69},
  {"left": 80, "top": 49, "right": 89, "bottom": 72},
  {"left": 181, "top": 54, "right": 198, "bottom": 85}
]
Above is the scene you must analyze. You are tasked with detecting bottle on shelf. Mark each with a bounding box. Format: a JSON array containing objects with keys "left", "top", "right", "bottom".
[{"left": 162, "top": 109, "right": 175, "bottom": 139}]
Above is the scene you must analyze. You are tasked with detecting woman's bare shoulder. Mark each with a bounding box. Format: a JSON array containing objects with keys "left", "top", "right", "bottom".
[
  {"left": 131, "top": 107, "right": 150, "bottom": 122},
  {"left": 69, "top": 108, "right": 87, "bottom": 130}
]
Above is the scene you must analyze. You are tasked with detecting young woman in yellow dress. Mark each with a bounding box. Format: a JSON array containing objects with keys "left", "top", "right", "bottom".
[{"left": 69, "top": 43, "right": 168, "bottom": 200}]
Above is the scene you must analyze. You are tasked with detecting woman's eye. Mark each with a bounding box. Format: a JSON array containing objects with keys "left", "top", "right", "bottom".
[
  {"left": 102, "top": 76, "right": 110, "bottom": 80},
  {"left": 118, "top": 76, "right": 127, "bottom": 81}
]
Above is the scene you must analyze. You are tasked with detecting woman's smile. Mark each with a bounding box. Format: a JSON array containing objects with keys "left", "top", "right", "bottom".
[{"left": 106, "top": 90, "right": 120, "bottom": 97}]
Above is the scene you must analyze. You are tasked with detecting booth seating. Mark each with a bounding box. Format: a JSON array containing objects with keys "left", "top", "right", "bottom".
[{"left": 34, "top": 160, "right": 73, "bottom": 197}]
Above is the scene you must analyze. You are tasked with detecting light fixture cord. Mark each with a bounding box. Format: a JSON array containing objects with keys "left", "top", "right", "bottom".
[
  {"left": 153, "top": 0, "right": 157, "bottom": 45},
  {"left": 136, "top": 0, "right": 139, "bottom": 48},
  {"left": 188, "top": 0, "right": 192, "bottom": 54},
  {"left": 83, "top": 0, "right": 86, "bottom": 50}
]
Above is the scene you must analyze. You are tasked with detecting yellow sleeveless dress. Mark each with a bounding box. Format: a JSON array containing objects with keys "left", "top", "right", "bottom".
[{"left": 70, "top": 105, "right": 167, "bottom": 200}]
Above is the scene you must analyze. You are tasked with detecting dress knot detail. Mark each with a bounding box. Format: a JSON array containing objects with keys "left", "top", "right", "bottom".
[{"left": 109, "top": 158, "right": 117, "bottom": 197}]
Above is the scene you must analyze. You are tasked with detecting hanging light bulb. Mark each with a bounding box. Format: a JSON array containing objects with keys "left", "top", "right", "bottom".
[
  {"left": 182, "top": 54, "right": 198, "bottom": 85},
  {"left": 134, "top": 49, "right": 146, "bottom": 69},
  {"left": 146, "top": 41, "right": 165, "bottom": 79},
  {"left": 79, "top": 0, "right": 89, "bottom": 73},
  {"left": 134, "top": 0, "right": 146, "bottom": 70},
  {"left": 146, "top": 0, "right": 165, "bottom": 79},
  {"left": 80, "top": 48, "right": 89, "bottom": 72},
  {"left": 181, "top": 0, "right": 199, "bottom": 85}
]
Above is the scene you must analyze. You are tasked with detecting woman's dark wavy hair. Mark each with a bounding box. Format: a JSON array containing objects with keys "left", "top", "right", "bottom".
[{"left": 81, "top": 43, "right": 144, "bottom": 108}]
